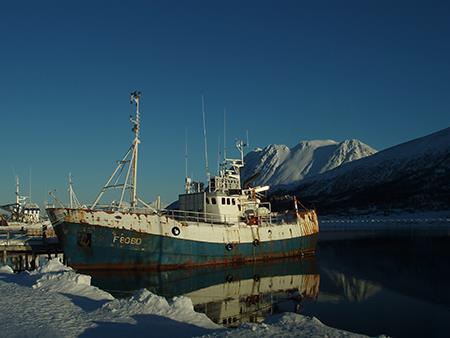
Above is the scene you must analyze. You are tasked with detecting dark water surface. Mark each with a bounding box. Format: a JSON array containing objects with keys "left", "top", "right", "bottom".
[{"left": 85, "top": 236, "right": 450, "bottom": 338}]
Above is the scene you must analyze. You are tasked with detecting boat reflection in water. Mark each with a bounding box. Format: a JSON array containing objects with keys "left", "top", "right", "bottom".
[{"left": 82, "top": 258, "right": 319, "bottom": 327}]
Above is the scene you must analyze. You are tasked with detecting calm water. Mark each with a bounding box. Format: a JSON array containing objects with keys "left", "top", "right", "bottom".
[{"left": 85, "top": 236, "right": 450, "bottom": 338}]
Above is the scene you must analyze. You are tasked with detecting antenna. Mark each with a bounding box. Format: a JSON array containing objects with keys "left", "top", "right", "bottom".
[
  {"left": 29, "top": 167, "right": 32, "bottom": 203},
  {"left": 223, "top": 108, "right": 227, "bottom": 161},
  {"left": 202, "top": 95, "right": 210, "bottom": 189},
  {"left": 15, "top": 176, "right": 20, "bottom": 205},
  {"left": 217, "top": 135, "right": 221, "bottom": 174},
  {"left": 69, "top": 173, "right": 73, "bottom": 208},
  {"left": 236, "top": 139, "right": 247, "bottom": 163},
  {"left": 184, "top": 128, "right": 191, "bottom": 194},
  {"left": 185, "top": 128, "right": 188, "bottom": 179},
  {"left": 246, "top": 130, "right": 250, "bottom": 149}
]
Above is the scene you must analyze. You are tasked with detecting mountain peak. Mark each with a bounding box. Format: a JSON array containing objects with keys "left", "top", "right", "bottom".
[
  {"left": 242, "top": 138, "right": 376, "bottom": 187},
  {"left": 288, "top": 127, "right": 450, "bottom": 213}
]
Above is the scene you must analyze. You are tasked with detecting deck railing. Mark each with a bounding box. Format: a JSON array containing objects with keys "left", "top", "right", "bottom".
[{"left": 47, "top": 204, "right": 308, "bottom": 227}]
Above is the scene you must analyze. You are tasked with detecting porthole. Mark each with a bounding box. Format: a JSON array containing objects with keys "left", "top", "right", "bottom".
[{"left": 171, "top": 226, "right": 181, "bottom": 236}]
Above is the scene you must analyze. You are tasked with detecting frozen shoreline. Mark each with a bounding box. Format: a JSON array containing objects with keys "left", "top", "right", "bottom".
[{"left": 0, "top": 259, "right": 380, "bottom": 338}]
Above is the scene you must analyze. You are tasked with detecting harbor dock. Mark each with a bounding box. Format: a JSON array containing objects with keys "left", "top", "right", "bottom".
[{"left": 1, "top": 228, "right": 62, "bottom": 271}]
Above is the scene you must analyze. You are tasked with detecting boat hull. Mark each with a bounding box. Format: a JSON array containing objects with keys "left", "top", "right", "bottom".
[{"left": 54, "top": 220, "right": 318, "bottom": 270}]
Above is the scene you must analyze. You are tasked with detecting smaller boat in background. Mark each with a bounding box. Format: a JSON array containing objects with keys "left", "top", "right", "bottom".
[{"left": 1, "top": 176, "right": 45, "bottom": 228}]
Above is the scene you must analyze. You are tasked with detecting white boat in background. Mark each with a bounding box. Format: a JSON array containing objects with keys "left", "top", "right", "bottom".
[{"left": 1, "top": 177, "right": 46, "bottom": 228}]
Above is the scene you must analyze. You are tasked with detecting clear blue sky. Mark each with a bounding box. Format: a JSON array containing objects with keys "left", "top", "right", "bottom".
[{"left": 1, "top": 0, "right": 449, "bottom": 207}]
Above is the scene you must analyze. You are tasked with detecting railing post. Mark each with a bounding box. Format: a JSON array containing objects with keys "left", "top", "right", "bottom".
[{"left": 3, "top": 232, "right": 9, "bottom": 265}]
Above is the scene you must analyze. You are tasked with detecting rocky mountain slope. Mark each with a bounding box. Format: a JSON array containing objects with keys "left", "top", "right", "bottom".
[{"left": 272, "top": 127, "right": 450, "bottom": 214}]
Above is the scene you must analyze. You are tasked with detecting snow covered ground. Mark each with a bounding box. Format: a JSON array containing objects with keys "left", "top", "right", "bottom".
[{"left": 0, "top": 259, "right": 380, "bottom": 338}]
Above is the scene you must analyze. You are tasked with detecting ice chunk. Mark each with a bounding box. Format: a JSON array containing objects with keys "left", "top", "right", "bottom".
[{"left": 0, "top": 265, "right": 14, "bottom": 274}]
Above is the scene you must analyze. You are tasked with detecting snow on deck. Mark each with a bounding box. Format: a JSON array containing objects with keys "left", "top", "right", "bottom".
[{"left": 0, "top": 259, "right": 380, "bottom": 338}]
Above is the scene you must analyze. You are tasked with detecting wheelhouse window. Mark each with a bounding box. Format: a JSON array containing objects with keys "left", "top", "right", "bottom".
[
  {"left": 226, "top": 198, "right": 230, "bottom": 205},
  {"left": 222, "top": 197, "right": 226, "bottom": 205},
  {"left": 232, "top": 198, "right": 235, "bottom": 205},
  {"left": 211, "top": 198, "right": 217, "bottom": 205},
  {"left": 206, "top": 197, "right": 210, "bottom": 204}
]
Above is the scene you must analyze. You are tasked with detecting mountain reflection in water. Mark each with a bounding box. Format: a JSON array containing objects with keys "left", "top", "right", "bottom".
[
  {"left": 319, "top": 269, "right": 381, "bottom": 303},
  {"left": 305, "top": 237, "right": 450, "bottom": 338}
]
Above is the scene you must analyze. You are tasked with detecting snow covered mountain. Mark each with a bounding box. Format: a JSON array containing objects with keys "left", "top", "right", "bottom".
[
  {"left": 242, "top": 139, "right": 376, "bottom": 187},
  {"left": 274, "top": 127, "right": 450, "bottom": 214}
]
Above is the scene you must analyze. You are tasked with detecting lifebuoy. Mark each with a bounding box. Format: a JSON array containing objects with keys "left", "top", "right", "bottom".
[
  {"left": 253, "top": 239, "right": 260, "bottom": 246},
  {"left": 171, "top": 226, "right": 180, "bottom": 236},
  {"left": 225, "top": 243, "right": 233, "bottom": 251}
]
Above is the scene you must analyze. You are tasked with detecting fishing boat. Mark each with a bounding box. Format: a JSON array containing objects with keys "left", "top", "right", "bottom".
[
  {"left": 1, "top": 176, "right": 43, "bottom": 227},
  {"left": 46, "top": 92, "right": 319, "bottom": 270}
]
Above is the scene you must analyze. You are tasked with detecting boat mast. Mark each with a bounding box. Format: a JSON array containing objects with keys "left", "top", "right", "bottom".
[
  {"left": 29, "top": 167, "right": 32, "bottom": 203},
  {"left": 68, "top": 173, "right": 81, "bottom": 208},
  {"left": 223, "top": 108, "right": 227, "bottom": 161},
  {"left": 236, "top": 139, "right": 246, "bottom": 164},
  {"left": 15, "top": 176, "right": 20, "bottom": 205},
  {"left": 246, "top": 129, "right": 249, "bottom": 149},
  {"left": 217, "top": 135, "right": 221, "bottom": 175},
  {"left": 184, "top": 128, "right": 191, "bottom": 194},
  {"left": 69, "top": 173, "right": 73, "bottom": 208},
  {"left": 222, "top": 108, "right": 227, "bottom": 191},
  {"left": 91, "top": 91, "right": 142, "bottom": 210},
  {"left": 202, "top": 95, "right": 210, "bottom": 190},
  {"left": 185, "top": 128, "right": 188, "bottom": 180},
  {"left": 130, "top": 91, "right": 141, "bottom": 208}
]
